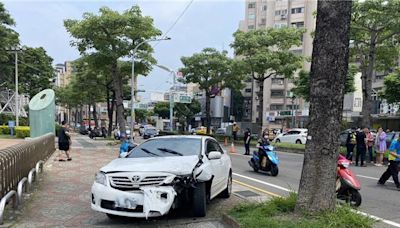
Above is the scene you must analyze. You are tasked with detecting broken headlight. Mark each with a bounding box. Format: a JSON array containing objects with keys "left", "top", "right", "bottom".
[{"left": 95, "top": 171, "right": 107, "bottom": 186}]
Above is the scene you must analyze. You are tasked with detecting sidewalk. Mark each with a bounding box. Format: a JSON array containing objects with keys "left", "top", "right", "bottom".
[
  {"left": 10, "top": 137, "right": 260, "bottom": 228},
  {"left": 0, "top": 139, "right": 24, "bottom": 150}
]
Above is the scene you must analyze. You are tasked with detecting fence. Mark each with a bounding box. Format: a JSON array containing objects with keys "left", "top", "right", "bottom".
[{"left": 0, "top": 133, "right": 55, "bottom": 198}]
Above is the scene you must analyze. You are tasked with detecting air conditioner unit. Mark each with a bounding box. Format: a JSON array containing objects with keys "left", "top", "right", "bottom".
[{"left": 280, "top": 14, "right": 287, "bottom": 19}]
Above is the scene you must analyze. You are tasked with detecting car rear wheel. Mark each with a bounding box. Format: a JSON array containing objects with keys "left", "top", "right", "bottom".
[
  {"left": 296, "top": 140, "right": 302, "bottom": 144},
  {"left": 220, "top": 172, "right": 232, "bottom": 198},
  {"left": 192, "top": 182, "right": 207, "bottom": 217},
  {"left": 275, "top": 139, "right": 280, "bottom": 143}
]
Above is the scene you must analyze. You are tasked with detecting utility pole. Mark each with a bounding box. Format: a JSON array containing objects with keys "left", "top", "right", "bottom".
[{"left": 169, "top": 71, "right": 176, "bottom": 131}]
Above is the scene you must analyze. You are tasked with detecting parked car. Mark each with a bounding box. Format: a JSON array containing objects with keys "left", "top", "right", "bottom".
[
  {"left": 114, "top": 126, "right": 132, "bottom": 140},
  {"left": 91, "top": 136, "right": 232, "bottom": 219},
  {"left": 79, "top": 125, "right": 89, "bottom": 135},
  {"left": 139, "top": 125, "right": 153, "bottom": 136},
  {"left": 274, "top": 128, "right": 308, "bottom": 144},
  {"left": 339, "top": 129, "right": 351, "bottom": 146},
  {"left": 215, "top": 128, "right": 227, "bottom": 136},
  {"left": 386, "top": 131, "right": 400, "bottom": 148},
  {"left": 143, "top": 127, "right": 159, "bottom": 139}
]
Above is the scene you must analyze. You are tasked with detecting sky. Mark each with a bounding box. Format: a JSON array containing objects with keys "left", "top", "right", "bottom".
[{"left": 3, "top": 0, "right": 245, "bottom": 101}]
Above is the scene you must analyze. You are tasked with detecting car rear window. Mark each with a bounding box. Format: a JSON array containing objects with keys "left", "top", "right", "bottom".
[{"left": 128, "top": 138, "right": 201, "bottom": 158}]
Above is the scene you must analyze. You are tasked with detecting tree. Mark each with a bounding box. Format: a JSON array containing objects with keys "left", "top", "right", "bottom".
[
  {"left": 380, "top": 68, "right": 400, "bottom": 104},
  {"left": 231, "top": 89, "right": 245, "bottom": 121},
  {"left": 175, "top": 99, "right": 201, "bottom": 131},
  {"left": 292, "top": 65, "right": 357, "bottom": 102},
  {"left": 153, "top": 102, "right": 170, "bottom": 119},
  {"left": 0, "top": 2, "right": 19, "bottom": 86},
  {"left": 180, "top": 48, "right": 246, "bottom": 134},
  {"left": 135, "top": 109, "right": 148, "bottom": 123},
  {"left": 295, "top": 1, "right": 352, "bottom": 213},
  {"left": 231, "top": 27, "right": 304, "bottom": 131},
  {"left": 64, "top": 6, "right": 161, "bottom": 134},
  {"left": 350, "top": 0, "right": 400, "bottom": 127}
]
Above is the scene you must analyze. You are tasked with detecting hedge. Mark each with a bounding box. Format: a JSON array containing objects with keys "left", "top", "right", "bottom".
[
  {"left": 0, "top": 125, "right": 10, "bottom": 135},
  {"left": 15, "top": 126, "right": 30, "bottom": 138},
  {"left": 0, "top": 114, "right": 28, "bottom": 126}
]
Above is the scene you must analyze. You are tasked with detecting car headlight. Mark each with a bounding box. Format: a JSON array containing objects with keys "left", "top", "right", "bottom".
[
  {"left": 162, "top": 175, "right": 176, "bottom": 184},
  {"left": 95, "top": 171, "right": 107, "bottom": 186}
]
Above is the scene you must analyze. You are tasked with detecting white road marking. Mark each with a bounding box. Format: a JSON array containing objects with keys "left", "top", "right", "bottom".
[
  {"left": 233, "top": 172, "right": 400, "bottom": 228},
  {"left": 357, "top": 174, "right": 394, "bottom": 183}
]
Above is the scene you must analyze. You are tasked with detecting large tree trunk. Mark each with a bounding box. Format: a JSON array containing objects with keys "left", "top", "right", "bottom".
[
  {"left": 107, "top": 89, "right": 115, "bottom": 137},
  {"left": 88, "top": 104, "right": 91, "bottom": 129},
  {"left": 257, "top": 80, "right": 264, "bottom": 137},
  {"left": 205, "top": 91, "right": 211, "bottom": 134},
  {"left": 112, "top": 60, "right": 127, "bottom": 134},
  {"left": 93, "top": 103, "right": 98, "bottom": 128},
  {"left": 361, "top": 32, "right": 377, "bottom": 128},
  {"left": 295, "top": 0, "right": 352, "bottom": 214}
]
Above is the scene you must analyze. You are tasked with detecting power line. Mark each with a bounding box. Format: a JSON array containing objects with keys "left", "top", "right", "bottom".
[{"left": 153, "top": 0, "right": 195, "bottom": 48}]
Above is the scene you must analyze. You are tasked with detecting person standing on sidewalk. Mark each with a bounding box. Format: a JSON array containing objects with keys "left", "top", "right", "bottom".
[
  {"left": 232, "top": 122, "right": 240, "bottom": 141},
  {"left": 243, "top": 128, "right": 251, "bottom": 155},
  {"left": 376, "top": 127, "right": 387, "bottom": 166},
  {"left": 58, "top": 121, "right": 72, "bottom": 161},
  {"left": 346, "top": 128, "right": 356, "bottom": 162},
  {"left": 366, "top": 128, "right": 375, "bottom": 163},
  {"left": 378, "top": 136, "right": 400, "bottom": 191},
  {"left": 355, "top": 127, "right": 367, "bottom": 167}
]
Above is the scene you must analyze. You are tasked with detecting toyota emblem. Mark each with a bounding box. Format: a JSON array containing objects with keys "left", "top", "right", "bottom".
[{"left": 132, "top": 175, "right": 141, "bottom": 183}]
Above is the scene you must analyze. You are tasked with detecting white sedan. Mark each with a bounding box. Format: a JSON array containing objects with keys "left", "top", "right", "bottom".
[
  {"left": 91, "top": 136, "right": 232, "bottom": 219},
  {"left": 274, "top": 128, "right": 308, "bottom": 144}
]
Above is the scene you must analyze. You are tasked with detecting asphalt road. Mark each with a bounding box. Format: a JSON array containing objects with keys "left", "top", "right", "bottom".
[{"left": 224, "top": 144, "right": 400, "bottom": 227}]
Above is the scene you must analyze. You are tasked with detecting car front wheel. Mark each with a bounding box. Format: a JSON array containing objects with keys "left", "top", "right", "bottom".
[{"left": 192, "top": 182, "right": 207, "bottom": 217}]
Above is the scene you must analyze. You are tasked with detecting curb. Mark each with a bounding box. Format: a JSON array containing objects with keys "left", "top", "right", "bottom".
[{"left": 222, "top": 213, "right": 240, "bottom": 228}]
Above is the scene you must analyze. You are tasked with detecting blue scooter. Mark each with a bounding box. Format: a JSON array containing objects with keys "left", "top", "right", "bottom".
[{"left": 248, "top": 144, "right": 279, "bottom": 176}]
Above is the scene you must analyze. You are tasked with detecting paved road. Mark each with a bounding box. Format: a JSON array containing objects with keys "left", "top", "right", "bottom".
[{"left": 224, "top": 144, "right": 400, "bottom": 227}]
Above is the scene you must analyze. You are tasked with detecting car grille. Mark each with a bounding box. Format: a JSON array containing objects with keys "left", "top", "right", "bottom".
[{"left": 110, "top": 175, "right": 168, "bottom": 191}]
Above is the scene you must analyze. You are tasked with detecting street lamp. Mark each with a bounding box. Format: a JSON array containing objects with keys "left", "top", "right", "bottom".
[
  {"left": 155, "top": 64, "right": 176, "bottom": 131},
  {"left": 130, "top": 37, "right": 171, "bottom": 141},
  {"left": 6, "top": 46, "right": 26, "bottom": 127}
]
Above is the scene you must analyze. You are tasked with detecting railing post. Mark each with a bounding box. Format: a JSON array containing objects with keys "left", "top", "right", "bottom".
[
  {"left": 17, "top": 177, "right": 28, "bottom": 206},
  {"left": 0, "top": 190, "right": 17, "bottom": 225}
]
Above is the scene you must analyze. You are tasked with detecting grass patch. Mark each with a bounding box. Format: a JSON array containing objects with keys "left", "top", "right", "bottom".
[
  {"left": 229, "top": 193, "right": 374, "bottom": 228},
  {"left": 0, "top": 134, "right": 14, "bottom": 139}
]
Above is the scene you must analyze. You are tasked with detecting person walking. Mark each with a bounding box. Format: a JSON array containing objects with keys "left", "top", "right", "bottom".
[
  {"left": 232, "top": 122, "right": 240, "bottom": 141},
  {"left": 58, "top": 121, "right": 72, "bottom": 161},
  {"left": 355, "top": 127, "right": 367, "bottom": 167},
  {"left": 376, "top": 127, "right": 387, "bottom": 166},
  {"left": 244, "top": 128, "right": 251, "bottom": 155},
  {"left": 378, "top": 136, "right": 400, "bottom": 191},
  {"left": 346, "top": 128, "right": 357, "bottom": 162},
  {"left": 366, "top": 128, "right": 374, "bottom": 163}
]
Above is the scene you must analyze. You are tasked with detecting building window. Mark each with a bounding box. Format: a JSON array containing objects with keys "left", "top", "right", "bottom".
[
  {"left": 260, "top": 18, "right": 266, "bottom": 25},
  {"left": 271, "top": 78, "right": 284, "bottom": 85},
  {"left": 281, "top": 9, "right": 287, "bottom": 15},
  {"left": 291, "top": 7, "right": 305, "bottom": 14},
  {"left": 248, "top": 25, "right": 255, "bottom": 30},
  {"left": 291, "top": 21, "right": 304, "bottom": 28},
  {"left": 248, "top": 14, "right": 256, "bottom": 20},
  {"left": 275, "top": 10, "right": 281, "bottom": 16},
  {"left": 245, "top": 88, "right": 252, "bottom": 93},
  {"left": 270, "top": 104, "right": 284, "bottom": 110},
  {"left": 248, "top": 2, "right": 256, "bottom": 8},
  {"left": 271, "top": 90, "right": 285, "bottom": 97},
  {"left": 354, "top": 98, "right": 362, "bottom": 107},
  {"left": 274, "top": 23, "right": 287, "bottom": 29},
  {"left": 263, "top": 5, "right": 267, "bottom": 11}
]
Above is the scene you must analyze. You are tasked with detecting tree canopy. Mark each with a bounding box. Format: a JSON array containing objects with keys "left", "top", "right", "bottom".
[{"left": 380, "top": 68, "right": 400, "bottom": 104}]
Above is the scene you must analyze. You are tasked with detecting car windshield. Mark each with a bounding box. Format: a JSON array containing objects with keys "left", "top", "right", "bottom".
[{"left": 127, "top": 138, "right": 201, "bottom": 158}]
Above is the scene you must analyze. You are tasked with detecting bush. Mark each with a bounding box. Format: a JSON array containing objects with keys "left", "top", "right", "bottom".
[
  {"left": 55, "top": 124, "right": 61, "bottom": 137},
  {"left": 15, "top": 126, "right": 30, "bottom": 138},
  {"left": 0, "top": 114, "right": 28, "bottom": 126},
  {"left": 0, "top": 125, "right": 10, "bottom": 135}
]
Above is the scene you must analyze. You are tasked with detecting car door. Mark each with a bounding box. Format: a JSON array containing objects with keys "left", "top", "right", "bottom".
[
  {"left": 205, "top": 139, "right": 225, "bottom": 197},
  {"left": 281, "top": 131, "right": 293, "bottom": 143}
]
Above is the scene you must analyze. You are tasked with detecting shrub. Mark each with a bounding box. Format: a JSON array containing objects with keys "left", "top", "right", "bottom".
[
  {"left": 15, "top": 126, "right": 30, "bottom": 138},
  {"left": 0, "top": 125, "right": 10, "bottom": 135}
]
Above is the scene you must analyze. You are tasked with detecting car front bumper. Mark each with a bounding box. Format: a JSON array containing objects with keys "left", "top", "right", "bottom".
[{"left": 91, "top": 183, "right": 176, "bottom": 218}]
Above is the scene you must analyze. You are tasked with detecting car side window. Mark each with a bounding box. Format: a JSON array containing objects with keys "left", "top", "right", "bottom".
[{"left": 206, "top": 140, "right": 223, "bottom": 155}]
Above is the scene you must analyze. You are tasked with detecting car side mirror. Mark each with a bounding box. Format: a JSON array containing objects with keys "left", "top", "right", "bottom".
[{"left": 208, "top": 151, "right": 222, "bottom": 160}]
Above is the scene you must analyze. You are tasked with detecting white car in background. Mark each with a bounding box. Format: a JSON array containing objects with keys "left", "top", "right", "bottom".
[
  {"left": 274, "top": 128, "right": 308, "bottom": 144},
  {"left": 91, "top": 136, "right": 232, "bottom": 219}
]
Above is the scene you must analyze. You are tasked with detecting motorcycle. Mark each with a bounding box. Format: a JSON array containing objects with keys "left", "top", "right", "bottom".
[
  {"left": 89, "top": 127, "right": 107, "bottom": 139},
  {"left": 248, "top": 144, "right": 279, "bottom": 176},
  {"left": 336, "top": 154, "right": 362, "bottom": 207}
]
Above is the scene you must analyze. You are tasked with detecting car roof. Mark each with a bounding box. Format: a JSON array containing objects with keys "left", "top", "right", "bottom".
[
  {"left": 147, "top": 135, "right": 215, "bottom": 141},
  {"left": 289, "top": 128, "right": 307, "bottom": 131}
]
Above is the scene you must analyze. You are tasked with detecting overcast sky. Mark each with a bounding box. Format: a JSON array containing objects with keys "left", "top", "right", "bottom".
[{"left": 3, "top": 0, "right": 244, "bottom": 101}]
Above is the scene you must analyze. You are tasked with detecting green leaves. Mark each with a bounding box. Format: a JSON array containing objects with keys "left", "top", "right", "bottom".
[{"left": 380, "top": 68, "right": 400, "bottom": 104}]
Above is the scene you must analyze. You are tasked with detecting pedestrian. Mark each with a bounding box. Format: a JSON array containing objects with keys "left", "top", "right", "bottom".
[
  {"left": 58, "top": 121, "right": 72, "bottom": 161},
  {"left": 376, "top": 127, "right": 387, "bottom": 166},
  {"left": 378, "top": 135, "right": 400, "bottom": 191},
  {"left": 346, "top": 128, "right": 357, "bottom": 162},
  {"left": 119, "top": 133, "right": 130, "bottom": 158},
  {"left": 232, "top": 122, "right": 240, "bottom": 141},
  {"left": 244, "top": 128, "right": 251, "bottom": 155},
  {"left": 366, "top": 128, "right": 374, "bottom": 163},
  {"left": 355, "top": 127, "right": 367, "bottom": 167}
]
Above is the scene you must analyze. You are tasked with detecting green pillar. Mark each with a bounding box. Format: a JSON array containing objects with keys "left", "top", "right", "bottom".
[{"left": 29, "top": 89, "right": 55, "bottom": 138}]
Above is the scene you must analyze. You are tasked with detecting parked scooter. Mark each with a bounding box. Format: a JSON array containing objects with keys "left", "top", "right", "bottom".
[
  {"left": 248, "top": 144, "right": 279, "bottom": 176},
  {"left": 89, "top": 127, "right": 107, "bottom": 139},
  {"left": 336, "top": 154, "right": 362, "bottom": 207}
]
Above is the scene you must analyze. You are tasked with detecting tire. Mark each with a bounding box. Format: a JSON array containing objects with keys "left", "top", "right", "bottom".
[
  {"left": 220, "top": 172, "right": 232, "bottom": 198},
  {"left": 106, "top": 213, "right": 123, "bottom": 220},
  {"left": 270, "top": 164, "right": 279, "bottom": 176},
  {"left": 347, "top": 189, "right": 362, "bottom": 207},
  {"left": 192, "top": 182, "right": 207, "bottom": 217},
  {"left": 276, "top": 139, "right": 280, "bottom": 143},
  {"left": 296, "top": 140, "right": 302, "bottom": 144}
]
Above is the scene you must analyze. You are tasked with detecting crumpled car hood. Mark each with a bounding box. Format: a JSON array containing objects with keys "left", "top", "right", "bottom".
[{"left": 100, "top": 155, "right": 199, "bottom": 175}]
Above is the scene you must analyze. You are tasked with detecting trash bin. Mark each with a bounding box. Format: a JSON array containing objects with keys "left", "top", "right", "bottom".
[{"left": 29, "top": 89, "right": 55, "bottom": 138}]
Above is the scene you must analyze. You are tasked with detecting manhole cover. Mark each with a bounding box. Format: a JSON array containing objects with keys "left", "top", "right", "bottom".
[{"left": 235, "top": 190, "right": 260, "bottom": 197}]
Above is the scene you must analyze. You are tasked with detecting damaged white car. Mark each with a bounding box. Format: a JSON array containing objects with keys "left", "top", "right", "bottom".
[{"left": 91, "top": 136, "right": 232, "bottom": 219}]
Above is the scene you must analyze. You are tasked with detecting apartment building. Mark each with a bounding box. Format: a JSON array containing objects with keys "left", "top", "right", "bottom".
[{"left": 239, "top": 0, "right": 317, "bottom": 129}]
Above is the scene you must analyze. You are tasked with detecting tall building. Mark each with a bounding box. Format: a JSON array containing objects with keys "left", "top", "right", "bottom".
[
  {"left": 239, "top": 0, "right": 317, "bottom": 130},
  {"left": 54, "top": 61, "right": 74, "bottom": 123}
]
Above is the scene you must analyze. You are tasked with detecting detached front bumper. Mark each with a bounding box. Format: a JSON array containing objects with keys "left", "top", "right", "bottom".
[{"left": 91, "top": 183, "right": 176, "bottom": 218}]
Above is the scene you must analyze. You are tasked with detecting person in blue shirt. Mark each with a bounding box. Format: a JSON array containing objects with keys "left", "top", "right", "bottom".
[
  {"left": 119, "top": 133, "right": 130, "bottom": 157},
  {"left": 378, "top": 136, "right": 400, "bottom": 191}
]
